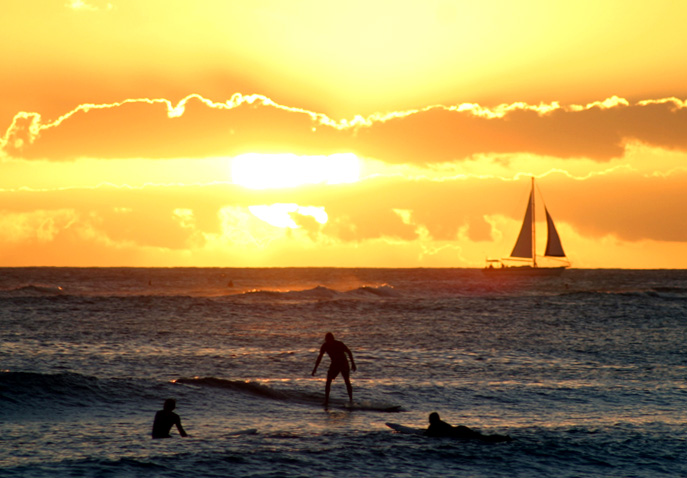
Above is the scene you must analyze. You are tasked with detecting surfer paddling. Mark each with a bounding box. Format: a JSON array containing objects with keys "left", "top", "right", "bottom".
[
  {"left": 311, "top": 332, "right": 357, "bottom": 408},
  {"left": 425, "top": 412, "right": 511, "bottom": 442},
  {"left": 152, "top": 398, "right": 188, "bottom": 439}
]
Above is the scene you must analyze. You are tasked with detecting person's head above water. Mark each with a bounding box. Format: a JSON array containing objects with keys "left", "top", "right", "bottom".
[
  {"left": 429, "top": 412, "right": 441, "bottom": 424},
  {"left": 325, "top": 332, "right": 335, "bottom": 343},
  {"left": 163, "top": 398, "right": 176, "bottom": 411}
]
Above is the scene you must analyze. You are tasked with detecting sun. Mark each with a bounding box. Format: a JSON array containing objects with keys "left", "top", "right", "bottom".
[
  {"left": 231, "top": 152, "right": 360, "bottom": 189},
  {"left": 230, "top": 152, "right": 359, "bottom": 230}
]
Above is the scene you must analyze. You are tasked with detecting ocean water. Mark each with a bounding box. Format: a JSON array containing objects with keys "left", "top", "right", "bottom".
[{"left": 1, "top": 267, "right": 686, "bottom": 477}]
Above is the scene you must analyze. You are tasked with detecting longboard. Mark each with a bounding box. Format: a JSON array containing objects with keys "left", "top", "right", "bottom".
[
  {"left": 342, "top": 401, "right": 402, "bottom": 412},
  {"left": 386, "top": 422, "right": 425, "bottom": 435}
]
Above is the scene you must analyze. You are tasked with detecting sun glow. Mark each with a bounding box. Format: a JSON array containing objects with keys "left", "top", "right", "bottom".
[
  {"left": 249, "top": 204, "right": 328, "bottom": 228},
  {"left": 231, "top": 153, "right": 360, "bottom": 189}
]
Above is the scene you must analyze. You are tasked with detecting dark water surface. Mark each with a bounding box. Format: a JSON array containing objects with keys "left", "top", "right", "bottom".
[{"left": 2, "top": 268, "right": 686, "bottom": 477}]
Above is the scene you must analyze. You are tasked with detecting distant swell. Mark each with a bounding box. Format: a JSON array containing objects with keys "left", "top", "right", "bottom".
[
  {"left": 560, "top": 287, "right": 687, "bottom": 300},
  {"left": 0, "top": 277, "right": 399, "bottom": 300},
  {"left": 652, "top": 286, "right": 687, "bottom": 295},
  {"left": 0, "top": 371, "right": 141, "bottom": 412},
  {"left": 240, "top": 284, "right": 398, "bottom": 300},
  {"left": 0, "top": 284, "right": 66, "bottom": 296}
]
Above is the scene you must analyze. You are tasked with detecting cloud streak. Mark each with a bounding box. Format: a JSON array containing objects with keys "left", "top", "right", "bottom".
[{"left": 2, "top": 168, "right": 685, "bottom": 251}]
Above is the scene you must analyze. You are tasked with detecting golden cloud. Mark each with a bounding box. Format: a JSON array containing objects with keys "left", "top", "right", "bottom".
[{"left": 3, "top": 95, "right": 687, "bottom": 164}]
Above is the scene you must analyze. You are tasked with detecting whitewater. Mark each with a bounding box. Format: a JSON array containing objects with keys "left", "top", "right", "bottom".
[{"left": 1, "top": 267, "right": 686, "bottom": 477}]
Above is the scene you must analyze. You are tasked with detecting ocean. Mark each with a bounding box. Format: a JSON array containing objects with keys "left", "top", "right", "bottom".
[{"left": 1, "top": 267, "right": 686, "bottom": 477}]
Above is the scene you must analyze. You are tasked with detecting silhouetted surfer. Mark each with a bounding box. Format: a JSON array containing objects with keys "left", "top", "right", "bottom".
[
  {"left": 311, "top": 332, "right": 356, "bottom": 408},
  {"left": 424, "top": 412, "right": 511, "bottom": 442},
  {"left": 152, "top": 398, "right": 188, "bottom": 439}
]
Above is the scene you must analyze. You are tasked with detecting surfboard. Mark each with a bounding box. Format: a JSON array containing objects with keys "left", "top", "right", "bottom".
[
  {"left": 386, "top": 422, "right": 425, "bottom": 435},
  {"left": 386, "top": 422, "right": 513, "bottom": 442},
  {"left": 342, "top": 401, "right": 402, "bottom": 412}
]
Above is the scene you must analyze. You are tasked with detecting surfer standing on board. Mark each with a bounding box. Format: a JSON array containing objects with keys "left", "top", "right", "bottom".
[
  {"left": 311, "top": 332, "right": 357, "bottom": 408},
  {"left": 152, "top": 398, "right": 188, "bottom": 439}
]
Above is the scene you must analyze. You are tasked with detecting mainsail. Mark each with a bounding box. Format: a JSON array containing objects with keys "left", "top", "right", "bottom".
[{"left": 510, "top": 190, "right": 534, "bottom": 259}]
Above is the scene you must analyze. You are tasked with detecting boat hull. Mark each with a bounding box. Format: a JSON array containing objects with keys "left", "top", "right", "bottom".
[{"left": 482, "top": 266, "right": 567, "bottom": 276}]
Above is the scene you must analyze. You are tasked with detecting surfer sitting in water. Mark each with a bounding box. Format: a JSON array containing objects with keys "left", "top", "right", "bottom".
[
  {"left": 425, "top": 412, "right": 511, "bottom": 442},
  {"left": 311, "top": 332, "right": 357, "bottom": 408},
  {"left": 152, "top": 398, "right": 188, "bottom": 439}
]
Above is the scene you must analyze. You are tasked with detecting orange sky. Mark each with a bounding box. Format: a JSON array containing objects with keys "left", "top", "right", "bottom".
[{"left": 1, "top": 0, "right": 686, "bottom": 268}]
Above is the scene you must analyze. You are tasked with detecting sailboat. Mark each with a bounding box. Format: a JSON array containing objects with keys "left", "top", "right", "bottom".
[{"left": 484, "top": 177, "right": 570, "bottom": 275}]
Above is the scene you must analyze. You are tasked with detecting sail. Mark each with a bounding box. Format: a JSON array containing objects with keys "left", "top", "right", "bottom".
[
  {"left": 510, "top": 191, "right": 533, "bottom": 258},
  {"left": 544, "top": 207, "right": 566, "bottom": 257}
]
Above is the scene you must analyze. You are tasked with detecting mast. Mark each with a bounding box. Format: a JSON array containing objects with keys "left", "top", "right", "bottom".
[{"left": 531, "top": 177, "right": 536, "bottom": 268}]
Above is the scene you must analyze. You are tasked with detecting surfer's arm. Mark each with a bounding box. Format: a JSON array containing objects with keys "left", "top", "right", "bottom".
[
  {"left": 175, "top": 416, "right": 188, "bottom": 437},
  {"left": 345, "top": 345, "right": 356, "bottom": 371},
  {"left": 312, "top": 349, "right": 324, "bottom": 375}
]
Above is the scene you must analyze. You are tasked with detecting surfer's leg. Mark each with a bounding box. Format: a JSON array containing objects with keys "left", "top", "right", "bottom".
[
  {"left": 341, "top": 369, "right": 353, "bottom": 402},
  {"left": 324, "top": 378, "right": 331, "bottom": 407},
  {"left": 325, "top": 368, "right": 338, "bottom": 407}
]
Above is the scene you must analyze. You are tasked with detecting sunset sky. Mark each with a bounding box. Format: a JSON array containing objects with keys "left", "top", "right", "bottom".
[{"left": 1, "top": 0, "right": 686, "bottom": 268}]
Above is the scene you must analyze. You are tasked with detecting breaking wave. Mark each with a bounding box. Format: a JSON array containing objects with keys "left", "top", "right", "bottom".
[{"left": 175, "top": 377, "right": 402, "bottom": 411}]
